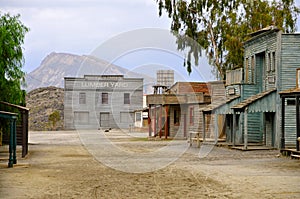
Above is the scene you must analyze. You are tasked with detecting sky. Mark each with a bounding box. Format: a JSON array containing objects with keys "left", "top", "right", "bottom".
[{"left": 1, "top": 0, "right": 300, "bottom": 82}]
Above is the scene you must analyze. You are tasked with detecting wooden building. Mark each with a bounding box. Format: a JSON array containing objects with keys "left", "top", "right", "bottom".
[
  {"left": 205, "top": 26, "right": 300, "bottom": 149},
  {"left": 146, "top": 81, "right": 224, "bottom": 139},
  {"left": 64, "top": 75, "right": 143, "bottom": 129},
  {"left": 0, "top": 101, "right": 29, "bottom": 158}
]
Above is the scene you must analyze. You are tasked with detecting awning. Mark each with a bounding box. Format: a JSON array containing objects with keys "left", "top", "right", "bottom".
[
  {"left": 202, "top": 95, "right": 240, "bottom": 114},
  {"left": 231, "top": 88, "right": 277, "bottom": 113}
]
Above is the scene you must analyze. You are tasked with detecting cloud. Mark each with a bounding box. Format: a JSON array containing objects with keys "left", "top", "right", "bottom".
[{"left": 0, "top": 0, "right": 171, "bottom": 72}]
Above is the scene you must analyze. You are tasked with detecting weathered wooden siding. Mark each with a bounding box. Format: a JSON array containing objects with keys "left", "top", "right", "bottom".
[
  {"left": 280, "top": 34, "right": 300, "bottom": 147},
  {"left": 247, "top": 112, "right": 263, "bottom": 143},
  {"left": 280, "top": 34, "right": 300, "bottom": 91},
  {"left": 242, "top": 84, "right": 258, "bottom": 100},
  {"left": 64, "top": 76, "right": 143, "bottom": 129},
  {"left": 284, "top": 100, "right": 297, "bottom": 147}
]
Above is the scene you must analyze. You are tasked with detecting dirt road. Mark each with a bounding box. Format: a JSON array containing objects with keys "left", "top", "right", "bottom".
[{"left": 1, "top": 130, "right": 300, "bottom": 198}]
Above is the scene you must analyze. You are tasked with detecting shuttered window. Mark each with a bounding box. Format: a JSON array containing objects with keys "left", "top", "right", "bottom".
[
  {"left": 251, "top": 56, "right": 255, "bottom": 83},
  {"left": 124, "top": 93, "right": 130, "bottom": 104},
  {"left": 245, "top": 57, "right": 249, "bottom": 83},
  {"left": 79, "top": 93, "right": 86, "bottom": 104},
  {"left": 74, "top": 111, "right": 89, "bottom": 124},
  {"left": 102, "top": 93, "right": 108, "bottom": 104}
]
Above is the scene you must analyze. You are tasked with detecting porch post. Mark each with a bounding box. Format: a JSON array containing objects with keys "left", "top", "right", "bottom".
[
  {"left": 148, "top": 105, "right": 151, "bottom": 137},
  {"left": 154, "top": 106, "right": 156, "bottom": 136},
  {"left": 8, "top": 118, "right": 17, "bottom": 167},
  {"left": 164, "top": 105, "right": 168, "bottom": 139},
  {"left": 159, "top": 105, "right": 162, "bottom": 138},
  {"left": 233, "top": 111, "right": 236, "bottom": 147},
  {"left": 202, "top": 112, "right": 206, "bottom": 142},
  {"left": 296, "top": 96, "right": 299, "bottom": 151},
  {"left": 281, "top": 97, "right": 285, "bottom": 149},
  {"left": 244, "top": 107, "right": 248, "bottom": 150},
  {"left": 214, "top": 114, "right": 218, "bottom": 144},
  {"left": 13, "top": 119, "right": 17, "bottom": 164}
]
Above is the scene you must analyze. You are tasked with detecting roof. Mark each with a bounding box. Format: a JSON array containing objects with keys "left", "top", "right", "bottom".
[
  {"left": 279, "top": 88, "right": 300, "bottom": 97},
  {"left": 244, "top": 26, "right": 280, "bottom": 44},
  {"left": 168, "top": 82, "right": 210, "bottom": 95},
  {"left": 0, "top": 101, "right": 29, "bottom": 111},
  {"left": 231, "top": 88, "right": 276, "bottom": 111},
  {"left": 202, "top": 95, "right": 240, "bottom": 113}
]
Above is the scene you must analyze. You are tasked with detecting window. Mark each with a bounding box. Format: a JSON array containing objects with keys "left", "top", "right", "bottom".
[
  {"left": 251, "top": 56, "right": 255, "bottom": 83},
  {"left": 79, "top": 93, "right": 86, "bottom": 104},
  {"left": 268, "top": 52, "right": 271, "bottom": 72},
  {"left": 174, "top": 109, "right": 180, "bottom": 125},
  {"left": 287, "top": 99, "right": 296, "bottom": 106},
  {"left": 272, "top": 52, "right": 276, "bottom": 71},
  {"left": 135, "top": 112, "right": 141, "bottom": 122},
  {"left": 102, "top": 93, "right": 108, "bottom": 104},
  {"left": 74, "top": 111, "right": 89, "bottom": 124},
  {"left": 189, "top": 107, "right": 194, "bottom": 125},
  {"left": 124, "top": 93, "right": 130, "bottom": 104},
  {"left": 245, "top": 57, "right": 249, "bottom": 83}
]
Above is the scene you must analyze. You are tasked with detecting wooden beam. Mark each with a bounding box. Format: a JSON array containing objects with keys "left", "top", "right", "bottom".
[{"left": 165, "top": 105, "right": 168, "bottom": 139}]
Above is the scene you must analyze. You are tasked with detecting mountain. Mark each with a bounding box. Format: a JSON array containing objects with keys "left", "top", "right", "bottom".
[{"left": 25, "top": 52, "right": 155, "bottom": 93}]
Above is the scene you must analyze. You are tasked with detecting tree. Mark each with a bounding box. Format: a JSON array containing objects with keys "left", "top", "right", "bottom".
[
  {"left": 0, "top": 12, "right": 29, "bottom": 105},
  {"left": 157, "top": 0, "right": 300, "bottom": 80},
  {"left": 48, "top": 110, "right": 61, "bottom": 130}
]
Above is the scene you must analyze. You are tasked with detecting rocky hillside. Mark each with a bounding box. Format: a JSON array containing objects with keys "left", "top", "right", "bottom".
[
  {"left": 25, "top": 52, "right": 155, "bottom": 93},
  {"left": 26, "top": 86, "right": 64, "bottom": 131}
]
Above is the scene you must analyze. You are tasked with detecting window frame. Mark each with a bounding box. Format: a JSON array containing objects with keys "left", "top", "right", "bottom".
[
  {"left": 79, "top": 92, "right": 86, "bottom": 104},
  {"left": 124, "top": 93, "right": 130, "bottom": 104},
  {"left": 102, "top": 92, "right": 108, "bottom": 104}
]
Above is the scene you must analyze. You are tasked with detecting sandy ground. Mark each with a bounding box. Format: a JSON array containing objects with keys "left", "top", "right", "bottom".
[{"left": 1, "top": 129, "right": 300, "bottom": 199}]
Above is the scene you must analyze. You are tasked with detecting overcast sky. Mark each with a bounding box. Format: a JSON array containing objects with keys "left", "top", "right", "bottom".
[{"left": 1, "top": 0, "right": 300, "bottom": 82}]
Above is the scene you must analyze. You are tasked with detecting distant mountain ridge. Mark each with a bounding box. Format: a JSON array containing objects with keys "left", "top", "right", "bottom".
[{"left": 25, "top": 52, "right": 155, "bottom": 93}]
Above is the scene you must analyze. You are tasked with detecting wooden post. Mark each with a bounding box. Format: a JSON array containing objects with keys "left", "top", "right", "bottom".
[
  {"left": 202, "top": 112, "right": 206, "bottom": 142},
  {"left": 159, "top": 106, "right": 162, "bottom": 138},
  {"left": 164, "top": 105, "right": 168, "bottom": 139},
  {"left": 233, "top": 111, "right": 236, "bottom": 147},
  {"left": 281, "top": 97, "right": 285, "bottom": 149},
  {"left": 296, "top": 96, "right": 299, "bottom": 151},
  {"left": 13, "top": 119, "right": 17, "bottom": 164},
  {"left": 154, "top": 106, "right": 156, "bottom": 136},
  {"left": 148, "top": 106, "right": 151, "bottom": 137},
  {"left": 244, "top": 108, "right": 248, "bottom": 150},
  {"left": 214, "top": 114, "right": 218, "bottom": 144}
]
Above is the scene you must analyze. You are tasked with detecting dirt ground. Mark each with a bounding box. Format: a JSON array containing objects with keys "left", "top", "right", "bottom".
[{"left": 1, "top": 130, "right": 300, "bottom": 199}]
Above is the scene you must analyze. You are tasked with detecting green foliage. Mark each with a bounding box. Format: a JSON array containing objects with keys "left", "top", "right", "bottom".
[
  {"left": 48, "top": 110, "right": 61, "bottom": 130},
  {"left": 157, "top": 0, "right": 300, "bottom": 80},
  {"left": 0, "top": 12, "right": 29, "bottom": 105}
]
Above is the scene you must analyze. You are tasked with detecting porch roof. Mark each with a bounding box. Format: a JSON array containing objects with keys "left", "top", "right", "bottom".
[
  {"left": 202, "top": 95, "right": 240, "bottom": 114},
  {"left": 231, "top": 88, "right": 277, "bottom": 113},
  {"left": 279, "top": 88, "right": 300, "bottom": 97}
]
